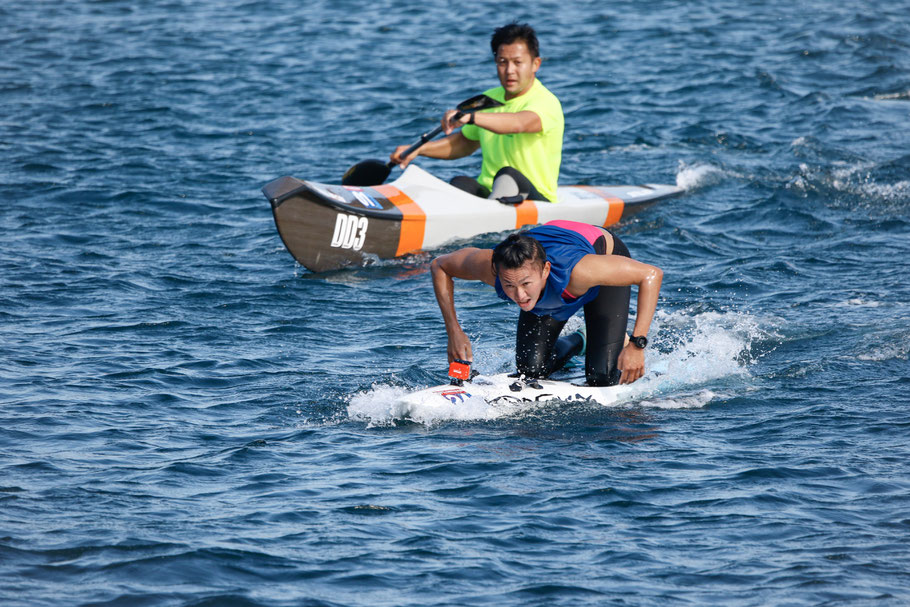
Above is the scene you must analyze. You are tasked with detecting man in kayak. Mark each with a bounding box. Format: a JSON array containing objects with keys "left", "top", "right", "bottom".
[
  {"left": 431, "top": 220, "right": 662, "bottom": 385},
  {"left": 391, "top": 22, "right": 563, "bottom": 203}
]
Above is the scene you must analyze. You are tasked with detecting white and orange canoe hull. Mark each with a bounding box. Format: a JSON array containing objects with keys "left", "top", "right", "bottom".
[{"left": 262, "top": 165, "right": 682, "bottom": 272}]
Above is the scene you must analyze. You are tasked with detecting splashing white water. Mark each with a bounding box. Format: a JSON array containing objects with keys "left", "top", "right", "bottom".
[
  {"left": 791, "top": 159, "right": 910, "bottom": 205},
  {"left": 856, "top": 328, "right": 910, "bottom": 362},
  {"left": 675, "top": 161, "right": 727, "bottom": 191},
  {"left": 346, "top": 309, "right": 771, "bottom": 427},
  {"left": 347, "top": 384, "right": 502, "bottom": 427},
  {"left": 872, "top": 90, "right": 910, "bottom": 101}
]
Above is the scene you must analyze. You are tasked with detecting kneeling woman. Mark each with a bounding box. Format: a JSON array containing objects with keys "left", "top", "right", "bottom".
[{"left": 430, "top": 220, "right": 662, "bottom": 385}]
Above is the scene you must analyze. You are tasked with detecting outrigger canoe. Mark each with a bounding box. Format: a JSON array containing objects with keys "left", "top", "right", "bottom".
[{"left": 262, "top": 165, "right": 682, "bottom": 273}]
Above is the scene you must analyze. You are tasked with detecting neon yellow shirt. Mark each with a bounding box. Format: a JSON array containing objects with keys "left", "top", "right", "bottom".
[{"left": 461, "top": 79, "right": 564, "bottom": 202}]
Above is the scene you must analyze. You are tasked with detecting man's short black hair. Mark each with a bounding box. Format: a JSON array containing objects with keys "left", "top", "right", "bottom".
[
  {"left": 491, "top": 22, "right": 540, "bottom": 58},
  {"left": 492, "top": 232, "right": 547, "bottom": 273}
]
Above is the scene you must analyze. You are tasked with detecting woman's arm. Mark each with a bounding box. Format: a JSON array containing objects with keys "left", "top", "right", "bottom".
[
  {"left": 570, "top": 254, "right": 663, "bottom": 383},
  {"left": 430, "top": 248, "right": 496, "bottom": 363}
]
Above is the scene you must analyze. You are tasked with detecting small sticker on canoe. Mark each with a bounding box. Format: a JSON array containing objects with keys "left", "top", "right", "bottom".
[
  {"left": 344, "top": 186, "right": 383, "bottom": 209},
  {"left": 307, "top": 182, "right": 348, "bottom": 204}
]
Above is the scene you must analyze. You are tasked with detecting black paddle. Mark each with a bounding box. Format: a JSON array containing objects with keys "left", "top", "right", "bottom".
[{"left": 341, "top": 93, "right": 504, "bottom": 187}]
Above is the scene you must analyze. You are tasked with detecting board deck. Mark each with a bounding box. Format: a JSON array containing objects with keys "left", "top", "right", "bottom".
[{"left": 401, "top": 373, "right": 633, "bottom": 409}]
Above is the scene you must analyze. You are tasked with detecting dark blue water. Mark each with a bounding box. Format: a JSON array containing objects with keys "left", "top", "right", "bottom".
[{"left": 3, "top": 1, "right": 910, "bottom": 605}]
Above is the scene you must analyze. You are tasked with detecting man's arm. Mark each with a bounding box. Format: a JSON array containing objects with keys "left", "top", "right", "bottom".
[
  {"left": 570, "top": 254, "right": 663, "bottom": 384},
  {"left": 430, "top": 248, "right": 496, "bottom": 363},
  {"left": 443, "top": 109, "right": 542, "bottom": 135},
  {"left": 391, "top": 132, "right": 480, "bottom": 168},
  {"left": 391, "top": 107, "right": 543, "bottom": 168}
]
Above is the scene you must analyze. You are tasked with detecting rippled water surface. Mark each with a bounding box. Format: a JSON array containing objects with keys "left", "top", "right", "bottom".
[{"left": 3, "top": 1, "right": 910, "bottom": 605}]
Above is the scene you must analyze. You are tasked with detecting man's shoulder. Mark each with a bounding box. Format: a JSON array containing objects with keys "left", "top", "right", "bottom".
[
  {"left": 482, "top": 86, "right": 506, "bottom": 102},
  {"left": 512, "top": 80, "right": 562, "bottom": 120},
  {"left": 530, "top": 80, "right": 562, "bottom": 107}
]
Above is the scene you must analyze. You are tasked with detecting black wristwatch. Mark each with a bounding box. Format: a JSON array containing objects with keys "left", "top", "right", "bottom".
[{"left": 630, "top": 335, "right": 648, "bottom": 349}]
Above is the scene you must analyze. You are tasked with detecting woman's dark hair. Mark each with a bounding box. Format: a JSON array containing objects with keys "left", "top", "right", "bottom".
[
  {"left": 490, "top": 22, "right": 539, "bottom": 58},
  {"left": 492, "top": 232, "right": 547, "bottom": 274}
]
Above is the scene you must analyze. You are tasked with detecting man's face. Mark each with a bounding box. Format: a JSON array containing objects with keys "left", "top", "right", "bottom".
[
  {"left": 495, "top": 41, "right": 541, "bottom": 99},
  {"left": 497, "top": 260, "right": 550, "bottom": 311}
]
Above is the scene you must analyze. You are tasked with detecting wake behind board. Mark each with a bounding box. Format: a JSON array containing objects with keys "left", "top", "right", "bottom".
[{"left": 401, "top": 373, "right": 633, "bottom": 410}]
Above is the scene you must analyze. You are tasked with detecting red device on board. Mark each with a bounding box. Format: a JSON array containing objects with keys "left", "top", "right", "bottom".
[{"left": 448, "top": 359, "right": 471, "bottom": 385}]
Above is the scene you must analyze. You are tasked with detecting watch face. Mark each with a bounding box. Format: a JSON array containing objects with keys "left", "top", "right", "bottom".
[{"left": 632, "top": 336, "right": 648, "bottom": 348}]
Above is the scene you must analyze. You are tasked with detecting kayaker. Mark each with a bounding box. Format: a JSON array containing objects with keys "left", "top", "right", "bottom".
[
  {"left": 430, "top": 220, "right": 662, "bottom": 386},
  {"left": 390, "top": 22, "right": 564, "bottom": 203}
]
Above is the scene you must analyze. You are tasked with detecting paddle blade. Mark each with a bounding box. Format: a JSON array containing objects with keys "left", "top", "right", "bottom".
[
  {"left": 341, "top": 159, "right": 392, "bottom": 186},
  {"left": 456, "top": 93, "right": 504, "bottom": 113}
]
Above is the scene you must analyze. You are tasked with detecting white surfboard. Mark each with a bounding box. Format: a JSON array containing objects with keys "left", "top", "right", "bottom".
[{"left": 401, "top": 373, "right": 633, "bottom": 409}]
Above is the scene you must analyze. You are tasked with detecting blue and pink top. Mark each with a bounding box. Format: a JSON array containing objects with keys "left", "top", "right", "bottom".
[{"left": 494, "top": 220, "right": 604, "bottom": 321}]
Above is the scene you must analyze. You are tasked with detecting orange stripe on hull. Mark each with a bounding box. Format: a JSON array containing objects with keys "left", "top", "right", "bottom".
[
  {"left": 514, "top": 200, "right": 538, "bottom": 229},
  {"left": 374, "top": 185, "right": 426, "bottom": 256},
  {"left": 576, "top": 186, "right": 625, "bottom": 227}
]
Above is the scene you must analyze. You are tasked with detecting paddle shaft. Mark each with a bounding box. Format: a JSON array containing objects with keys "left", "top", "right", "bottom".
[
  {"left": 341, "top": 94, "right": 501, "bottom": 187},
  {"left": 391, "top": 110, "right": 464, "bottom": 166}
]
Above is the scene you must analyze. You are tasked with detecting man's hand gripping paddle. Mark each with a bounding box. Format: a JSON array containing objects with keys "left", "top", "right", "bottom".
[{"left": 341, "top": 94, "right": 503, "bottom": 187}]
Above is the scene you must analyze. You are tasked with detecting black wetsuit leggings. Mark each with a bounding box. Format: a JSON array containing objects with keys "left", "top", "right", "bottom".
[
  {"left": 450, "top": 166, "right": 549, "bottom": 202},
  {"left": 515, "top": 233, "right": 631, "bottom": 387}
]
